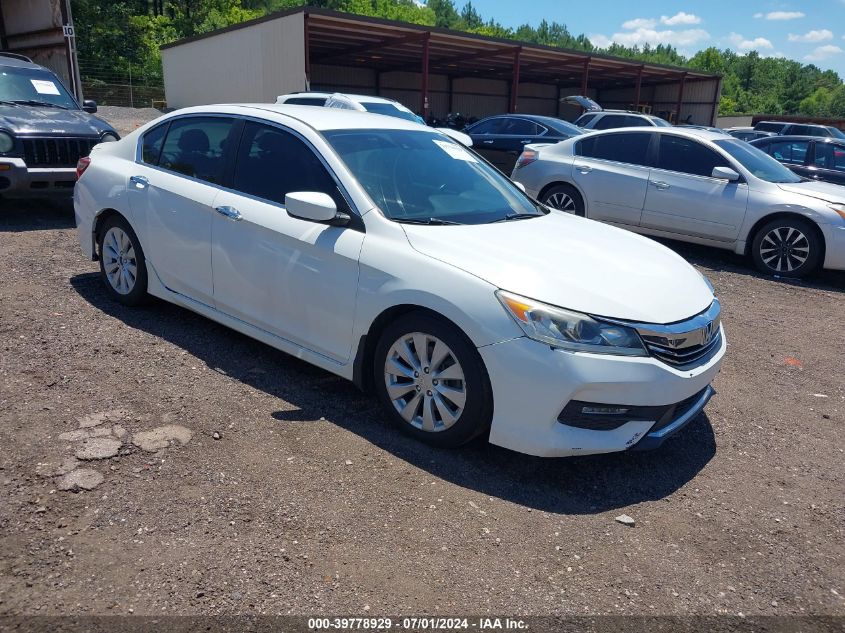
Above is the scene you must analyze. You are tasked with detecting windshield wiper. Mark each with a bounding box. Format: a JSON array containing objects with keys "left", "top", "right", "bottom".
[
  {"left": 490, "top": 212, "right": 543, "bottom": 223},
  {"left": 395, "top": 217, "right": 462, "bottom": 226},
  {"left": 10, "top": 100, "right": 69, "bottom": 110}
]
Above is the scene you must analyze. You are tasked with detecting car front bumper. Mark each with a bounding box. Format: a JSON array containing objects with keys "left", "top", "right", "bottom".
[
  {"left": 478, "top": 330, "right": 725, "bottom": 457},
  {"left": 821, "top": 223, "right": 845, "bottom": 271},
  {"left": 0, "top": 158, "right": 77, "bottom": 198}
]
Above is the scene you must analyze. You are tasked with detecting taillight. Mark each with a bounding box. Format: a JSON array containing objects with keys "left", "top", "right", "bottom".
[
  {"left": 76, "top": 156, "right": 91, "bottom": 180},
  {"left": 514, "top": 149, "right": 538, "bottom": 170}
]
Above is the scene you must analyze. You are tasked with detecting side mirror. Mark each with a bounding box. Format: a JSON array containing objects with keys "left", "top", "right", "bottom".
[
  {"left": 712, "top": 166, "right": 740, "bottom": 182},
  {"left": 82, "top": 99, "right": 98, "bottom": 113},
  {"left": 436, "top": 128, "right": 473, "bottom": 147},
  {"left": 513, "top": 181, "right": 526, "bottom": 193},
  {"left": 285, "top": 191, "right": 348, "bottom": 225}
]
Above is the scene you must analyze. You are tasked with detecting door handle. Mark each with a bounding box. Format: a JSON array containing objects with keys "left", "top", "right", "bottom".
[
  {"left": 651, "top": 181, "right": 670, "bottom": 190},
  {"left": 215, "top": 205, "right": 242, "bottom": 221},
  {"left": 129, "top": 175, "right": 149, "bottom": 189},
  {"left": 482, "top": 140, "right": 494, "bottom": 144},
  {"left": 520, "top": 140, "right": 532, "bottom": 144},
  {"left": 575, "top": 164, "right": 592, "bottom": 173}
]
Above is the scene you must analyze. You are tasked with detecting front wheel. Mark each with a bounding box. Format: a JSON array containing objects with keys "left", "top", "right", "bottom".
[
  {"left": 98, "top": 214, "right": 148, "bottom": 305},
  {"left": 750, "top": 217, "right": 821, "bottom": 278},
  {"left": 373, "top": 313, "right": 493, "bottom": 448},
  {"left": 541, "top": 184, "right": 585, "bottom": 216}
]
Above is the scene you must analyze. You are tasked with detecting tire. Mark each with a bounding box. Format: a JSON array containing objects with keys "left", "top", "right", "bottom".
[
  {"left": 541, "top": 184, "right": 585, "bottom": 217},
  {"left": 373, "top": 312, "right": 493, "bottom": 448},
  {"left": 750, "top": 217, "right": 822, "bottom": 279},
  {"left": 97, "top": 214, "right": 148, "bottom": 306}
]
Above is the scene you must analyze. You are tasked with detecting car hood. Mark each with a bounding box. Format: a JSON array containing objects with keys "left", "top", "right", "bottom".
[
  {"left": 777, "top": 180, "right": 845, "bottom": 203},
  {"left": 401, "top": 211, "right": 714, "bottom": 324},
  {"left": 0, "top": 105, "right": 115, "bottom": 136}
]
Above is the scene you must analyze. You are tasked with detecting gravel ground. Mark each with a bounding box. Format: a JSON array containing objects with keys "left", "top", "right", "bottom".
[
  {"left": 0, "top": 193, "right": 843, "bottom": 619},
  {"left": 95, "top": 106, "right": 167, "bottom": 137}
]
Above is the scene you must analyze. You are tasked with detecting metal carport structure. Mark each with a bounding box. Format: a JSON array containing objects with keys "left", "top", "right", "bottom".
[{"left": 162, "top": 7, "right": 721, "bottom": 125}]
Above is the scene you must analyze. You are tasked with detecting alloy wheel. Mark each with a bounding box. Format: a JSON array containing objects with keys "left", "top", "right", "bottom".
[
  {"left": 759, "top": 226, "right": 810, "bottom": 273},
  {"left": 546, "top": 192, "right": 576, "bottom": 213},
  {"left": 102, "top": 226, "right": 138, "bottom": 295},
  {"left": 383, "top": 332, "right": 466, "bottom": 432}
]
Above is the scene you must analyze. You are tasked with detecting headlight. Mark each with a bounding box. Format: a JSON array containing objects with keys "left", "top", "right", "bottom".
[
  {"left": 829, "top": 204, "right": 845, "bottom": 221},
  {"left": 497, "top": 290, "right": 647, "bottom": 356},
  {"left": 0, "top": 131, "right": 13, "bottom": 153},
  {"left": 100, "top": 132, "right": 119, "bottom": 142}
]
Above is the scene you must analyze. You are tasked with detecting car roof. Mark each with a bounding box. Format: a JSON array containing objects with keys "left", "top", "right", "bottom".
[
  {"left": 281, "top": 92, "right": 401, "bottom": 106},
  {"left": 168, "top": 104, "right": 426, "bottom": 132},
  {"left": 0, "top": 55, "right": 46, "bottom": 70},
  {"left": 751, "top": 135, "right": 842, "bottom": 144},
  {"left": 580, "top": 126, "right": 732, "bottom": 141}
]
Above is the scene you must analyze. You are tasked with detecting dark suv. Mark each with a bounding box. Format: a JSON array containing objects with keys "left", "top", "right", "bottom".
[
  {"left": 0, "top": 53, "right": 118, "bottom": 198},
  {"left": 753, "top": 120, "right": 845, "bottom": 139}
]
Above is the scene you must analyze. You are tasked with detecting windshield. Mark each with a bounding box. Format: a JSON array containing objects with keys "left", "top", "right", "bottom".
[
  {"left": 547, "top": 119, "right": 584, "bottom": 136},
  {"left": 323, "top": 129, "right": 543, "bottom": 224},
  {"left": 360, "top": 102, "right": 419, "bottom": 123},
  {"left": 714, "top": 139, "right": 802, "bottom": 183},
  {"left": 0, "top": 66, "right": 78, "bottom": 109},
  {"left": 829, "top": 127, "right": 845, "bottom": 140}
]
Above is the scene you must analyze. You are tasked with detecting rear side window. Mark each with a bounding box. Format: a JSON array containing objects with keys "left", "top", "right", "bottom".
[
  {"left": 623, "top": 115, "right": 651, "bottom": 127},
  {"left": 593, "top": 115, "right": 628, "bottom": 130},
  {"left": 500, "top": 118, "right": 541, "bottom": 135},
  {"left": 789, "top": 125, "right": 824, "bottom": 137},
  {"left": 159, "top": 117, "right": 238, "bottom": 185},
  {"left": 574, "top": 114, "right": 597, "bottom": 127},
  {"left": 656, "top": 135, "right": 729, "bottom": 177},
  {"left": 284, "top": 97, "right": 327, "bottom": 106},
  {"left": 754, "top": 122, "right": 783, "bottom": 132},
  {"left": 813, "top": 143, "right": 845, "bottom": 171},
  {"left": 576, "top": 132, "right": 652, "bottom": 166},
  {"left": 140, "top": 123, "right": 168, "bottom": 165},
  {"left": 231, "top": 121, "right": 342, "bottom": 207},
  {"left": 768, "top": 140, "right": 809, "bottom": 165}
]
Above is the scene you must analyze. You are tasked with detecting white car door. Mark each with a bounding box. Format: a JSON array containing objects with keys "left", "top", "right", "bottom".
[
  {"left": 641, "top": 134, "right": 749, "bottom": 242},
  {"left": 571, "top": 131, "right": 652, "bottom": 226},
  {"left": 210, "top": 120, "right": 364, "bottom": 363},
  {"left": 127, "top": 115, "right": 238, "bottom": 306}
]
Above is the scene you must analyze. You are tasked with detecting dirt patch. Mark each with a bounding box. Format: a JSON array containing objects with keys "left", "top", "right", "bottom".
[{"left": 0, "top": 198, "right": 843, "bottom": 617}]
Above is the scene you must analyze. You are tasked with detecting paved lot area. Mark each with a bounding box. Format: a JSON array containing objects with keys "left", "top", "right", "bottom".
[{"left": 0, "top": 194, "right": 843, "bottom": 618}]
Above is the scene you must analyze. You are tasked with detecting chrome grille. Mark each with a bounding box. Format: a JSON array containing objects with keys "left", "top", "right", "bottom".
[
  {"left": 641, "top": 328, "right": 723, "bottom": 368},
  {"left": 21, "top": 137, "right": 99, "bottom": 167}
]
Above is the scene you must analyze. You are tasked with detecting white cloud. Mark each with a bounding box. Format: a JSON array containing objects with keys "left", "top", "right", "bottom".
[
  {"left": 804, "top": 44, "right": 844, "bottom": 61},
  {"left": 592, "top": 27, "right": 710, "bottom": 48},
  {"left": 660, "top": 12, "right": 701, "bottom": 26},
  {"left": 788, "top": 29, "right": 833, "bottom": 43},
  {"left": 622, "top": 17, "right": 656, "bottom": 30},
  {"left": 758, "top": 11, "right": 805, "bottom": 20},
  {"left": 727, "top": 32, "right": 774, "bottom": 51}
]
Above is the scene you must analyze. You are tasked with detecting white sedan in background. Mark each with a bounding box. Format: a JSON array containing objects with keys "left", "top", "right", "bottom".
[
  {"left": 512, "top": 127, "right": 845, "bottom": 278},
  {"left": 74, "top": 105, "right": 724, "bottom": 457}
]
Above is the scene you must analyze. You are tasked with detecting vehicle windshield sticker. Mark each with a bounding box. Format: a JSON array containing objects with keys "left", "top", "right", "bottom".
[
  {"left": 30, "top": 79, "right": 61, "bottom": 96},
  {"left": 432, "top": 139, "right": 477, "bottom": 162}
]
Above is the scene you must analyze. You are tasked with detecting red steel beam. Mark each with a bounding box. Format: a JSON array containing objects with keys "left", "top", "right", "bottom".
[
  {"left": 633, "top": 65, "right": 643, "bottom": 110},
  {"left": 509, "top": 47, "right": 521, "bottom": 113},
  {"left": 420, "top": 32, "right": 430, "bottom": 119},
  {"left": 675, "top": 71, "right": 687, "bottom": 123},
  {"left": 580, "top": 58, "right": 590, "bottom": 95}
]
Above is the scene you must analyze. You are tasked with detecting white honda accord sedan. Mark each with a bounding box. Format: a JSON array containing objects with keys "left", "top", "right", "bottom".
[
  {"left": 512, "top": 127, "right": 845, "bottom": 278},
  {"left": 74, "top": 104, "right": 725, "bottom": 457}
]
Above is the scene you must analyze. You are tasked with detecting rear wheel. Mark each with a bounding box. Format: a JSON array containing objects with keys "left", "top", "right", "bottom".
[
  {"left": 751, "top": 217, "right": 821, "bottom": 278},
  {"left": 541, "top": 184, "right": 585, "bottom": 216},
  {"left": 97, "top": 214, "right": 148, "bottom": 305},
  {"left": 373, "top": 312, "right": 493, "bottom": 448}
]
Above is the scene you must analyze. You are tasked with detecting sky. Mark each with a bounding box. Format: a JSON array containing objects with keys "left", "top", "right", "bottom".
[{"left": 464, "top": 0, "right": 845, "bottom": 76}]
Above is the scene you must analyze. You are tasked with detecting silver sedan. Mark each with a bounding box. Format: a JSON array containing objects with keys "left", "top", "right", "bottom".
[{"left": 511, "top": 127, "right": 845, "bottom": 278}]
